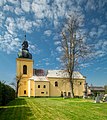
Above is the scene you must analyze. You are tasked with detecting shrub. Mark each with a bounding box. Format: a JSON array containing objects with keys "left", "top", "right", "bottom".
[{"left": 0, "top": 81, "right": 15, "bottom": 105}]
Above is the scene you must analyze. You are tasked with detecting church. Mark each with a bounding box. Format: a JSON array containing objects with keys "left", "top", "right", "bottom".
[{"left": 16, "top": 38, "right": 86, "bottom": 97}]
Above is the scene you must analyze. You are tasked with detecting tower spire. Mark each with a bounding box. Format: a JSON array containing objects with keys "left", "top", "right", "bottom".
[
  {"left": 18, "top": 34, "right": 32, "bottom": 59},
  {"left": 24, "top": 32, "right": 26, "bottom": 41}
]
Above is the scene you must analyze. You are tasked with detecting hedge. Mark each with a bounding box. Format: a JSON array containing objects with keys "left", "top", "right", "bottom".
[{"left": 0, "top": 81, "right": 15, "bottom": 106}]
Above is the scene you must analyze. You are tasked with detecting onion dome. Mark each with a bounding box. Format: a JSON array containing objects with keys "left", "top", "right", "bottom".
[{"left": 18, "top": 35, "right": 32, "bottom": 59}]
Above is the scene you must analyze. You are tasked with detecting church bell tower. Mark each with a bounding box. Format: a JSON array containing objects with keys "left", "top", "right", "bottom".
[{"left": 16, "top": 35, "right": 33, "bottom": 97}]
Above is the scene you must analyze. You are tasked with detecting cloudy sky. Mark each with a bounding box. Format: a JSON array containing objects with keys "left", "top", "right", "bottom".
[{"left": 0, "top": 0, "right": 107, "bottom": 86}]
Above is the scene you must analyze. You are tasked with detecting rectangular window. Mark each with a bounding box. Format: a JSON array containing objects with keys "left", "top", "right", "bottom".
[
  {"left": 23, "top": 65, "right": 27, "bottom": 74},
  {"left": 38, "top": 85, "right": 40, "bottom": 88},
  {"left": 61, "top": 91, "right": 63, "bottom": 97},
  {"left": 64, "top": 92, "right": 66, "bottom": 96},
  {"left": 41, "top": 92, "right": 44, "bottom": 94},
  {"left": 80, "top": 82, "right": 82, "bottom": 85},
  {"left": 43, "top": 85, "right": 46, "bottom": 88},
  {"left": 55, "top": 81, "right": 58, "bottom": 87},
  {"left": 68, "top": 92, "right": 71, "bottom": 97},
  {"left": 24, "top": 90, "right": 26, "bottom": 94}
]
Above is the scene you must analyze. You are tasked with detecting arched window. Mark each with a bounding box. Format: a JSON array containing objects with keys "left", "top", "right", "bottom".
[
  {"left": 23, "top": 65, "right": 27, "bottom": 74},
  {"left": 55, "top": 81, "right": 58, "bottom": 87}
]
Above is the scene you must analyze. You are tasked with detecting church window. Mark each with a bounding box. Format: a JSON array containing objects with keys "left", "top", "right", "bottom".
[
  {"left": 43, "top": 85, "right": 46, "bottom": 88},
  {"left": 68, "top": 92, "right": 71, "bottom": 97},
  {"left": 38, "top": 85, "right": 40, "bottom": 88},
  {"left": 55, "top": 81, "right": 58, "bottom": 87},
  {"left": 80, "top": 82, "right": 82, "bottom": 85},
  {"left": 24, "top": 90, "right": 26, "bottom": 94},
  {"left": 23, "top": 65, "right": 27, "bottom": 74},
  {"left": 61, "top": 91, "right": 63, "bottom": 97},
  {"left": 64, "top": 92, "right": 66, "bottom": 96},
  {"left": 41, "top": 92, "right": 44, "bottom": 94}
]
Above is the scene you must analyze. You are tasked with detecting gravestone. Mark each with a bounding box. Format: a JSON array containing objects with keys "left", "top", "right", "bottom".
[
  {"left": 95, "top": 94, "right": 100, "bottom": 103},
  {"left": 102, "top": 94, "right": 107, "bottom": 102}
]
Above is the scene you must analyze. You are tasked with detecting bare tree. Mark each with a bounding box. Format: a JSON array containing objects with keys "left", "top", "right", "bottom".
[
  {"left": 10, "top": 75, "right": 22, "bottom": 97},
  {"left": 60, "top": 14, "right": 90, "bottom": 98},
  {"left": 16, "top": 75, "right": 23, "bottom": 97}
]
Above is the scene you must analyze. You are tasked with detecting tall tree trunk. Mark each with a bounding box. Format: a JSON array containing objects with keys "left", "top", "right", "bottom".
[{"left": 69, "top": 72, "right": 74, "bottom": 98}]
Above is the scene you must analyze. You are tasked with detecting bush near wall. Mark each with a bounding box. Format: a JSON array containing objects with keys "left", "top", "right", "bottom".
[{"left": 0, "top": 81, "right": 15, "bottom": 106}]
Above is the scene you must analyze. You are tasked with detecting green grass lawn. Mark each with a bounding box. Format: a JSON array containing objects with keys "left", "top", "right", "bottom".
[{"left": 0, "top": 97, "right": 107, "bottom": 120}]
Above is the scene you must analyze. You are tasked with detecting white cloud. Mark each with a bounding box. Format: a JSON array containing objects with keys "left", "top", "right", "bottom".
[
  {"left": 98, "top": 0, "right": 107, "bottom": 9},
  {"left": 95, "top": 39, "right": 107, "bottom": 51},
  {"left": 0, "top": 1, "right": 79, "bottom": 54},
  {"left": 54, "top": 41, "right": 61, "bottom": 45},
  {"left": 3, "top": 5, "right": 14, "bottom": 12},
  {"left": 6, "top": 0, "right": 19, "bottom": 4},
  {"left": 50, "top": 50, "right": 55, "bottom": 57},
  {"left": 89, "top": 28, "right": 97, "bottom": 38},
  {"left": 0, "top": 12, "right": 5, "bottom": 27},
  {"left": 32, "top": 20, "right": 42, "bottom": 28},
  {"left": 0, "top": 0, "right": 6, "bottom": 6},
  {"left": 97, "top": 25, "right": 107, "bottom": 38},
  {"left": 31, "top": 2, "right": 45, "bottom": 19},
  {"left": 15, "top": 7, "right": 24, "bottom": 15},
  {"left": 46, "top": 62, "right": 49, "bottom": 65},
  {"left": 16, "top": 17, "right": 33, "bottom": 33},
  {"left": 93, "top": 39, "right": 107, "bottom": 58},
  {"left": 44, "top": 30, "right": 52, "bottom": 36},
  {"left": 56, "top": 57, "right": 61, "bottom": 62},
  {"left": 0, "top": 12, "right": 5, "bottom": 20},
  {"left": 21, "top": 1, "right": 30, "bottom": 12},
  {"left": 29, "top": 43, "right": 36, "bottom": 54},
  {"left": 0, "top": 0, "right": 106, "bottom": 57},
  {"left": 29, "top": 44, "right": 36, "bottom": 51},
  {"left": 85, "top": 0, "right": 97, "bottom": 11},
  {"left": 80, "top": 63, "right": 91, "bottom": 68},
  {"left": 95, "top": 67, "right": 101, "bottom": 71},
  {"left": 0, "top": 32, "right": 20, "bottom": 54},
  {"left": 5, "top": 17, "right": 17, "bottom": 35},
  {"left": 91, "top": 18, "right": 101, "bottom": 26},
  {"left": 56, "top": 46, "right": 63, "bottom": 53},
  {"left": 95, "top": 50, "right": 105, "bottom": 57},
  {"left": 53, "top": 35, "right": 59, "bottom": 40}
]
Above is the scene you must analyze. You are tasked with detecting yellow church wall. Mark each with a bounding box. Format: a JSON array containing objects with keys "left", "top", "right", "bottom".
[
  {"left": 73, "top": 79, "right": 85, "bottom": 96},
  {"left": 18, "top": 78, "right": 29, "bottom": 97},
  {"left": 16, "top": 58, "right": 33, "bottom": 78},
  {"left": 16, "top": 58, "right": 33, "bottom": 97},
  {"left": 48, "top": 77, "right": 85, "bottom": 97},
  {"left": 35, "top": 81, "right": 49, "bottom": 97},
  {"left": 29, "top": 80, "right": 35, "bottom": 97},
  {"left": 16, "top": 58, "right": 85, "bottom": 97},
  {"left": 16, "top": 40, "right": 86, "bottom": 98},
  {"left": 48, "top": 77, "right": 68, "bottom": 96}
]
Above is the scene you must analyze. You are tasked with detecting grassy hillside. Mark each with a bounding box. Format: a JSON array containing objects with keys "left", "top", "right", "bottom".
[{"left": 0, "top": 97, "right": 107, "bottom": 120}]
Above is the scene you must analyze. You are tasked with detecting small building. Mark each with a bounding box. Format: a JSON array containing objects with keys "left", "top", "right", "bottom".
[
  {"left": 16, "top": 39, "right": 86, "bottom": 97},
  {"left": 88, "top": 86, "right": 105, "bottom": 96}
]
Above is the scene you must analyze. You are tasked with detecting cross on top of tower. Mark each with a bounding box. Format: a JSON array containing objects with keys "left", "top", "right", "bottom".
[{"left": 24, "top": 34, "right": 26, "bottom": 40}]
